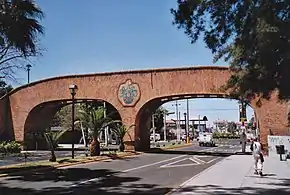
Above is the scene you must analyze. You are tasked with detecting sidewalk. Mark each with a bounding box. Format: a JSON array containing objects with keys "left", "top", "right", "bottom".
[{"left": 170, "top": 154, "right": 290, "bottom": 195}]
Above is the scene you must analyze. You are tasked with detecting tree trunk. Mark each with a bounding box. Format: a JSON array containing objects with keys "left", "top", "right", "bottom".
[
  {"left": 90, "top": 137, "right": 100, "bottom": 156},
  {"left": 49, "top": 149, "right": 56, "bottom": 162},
  {"left": 119, "top": 141, "right": 125, "bottom": 152}
]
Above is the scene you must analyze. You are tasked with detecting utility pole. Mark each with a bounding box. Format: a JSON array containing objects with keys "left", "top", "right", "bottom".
[
  {"left": 186, "top": 99, "right": 190, "bottom": 143},
  {"left": 178, "top": 111, "right": 181, "bottom": 141},
  {"left": 172, "top": 100, "right": 181, "bottom": 141},
  {"left": 164, "top": 113, "right": 167, "bottom": 142}
]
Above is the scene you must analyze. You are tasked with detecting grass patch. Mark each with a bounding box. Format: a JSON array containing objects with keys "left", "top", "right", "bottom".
[{"left": 160, "top": 142, "right": 190, "bottom": 149}]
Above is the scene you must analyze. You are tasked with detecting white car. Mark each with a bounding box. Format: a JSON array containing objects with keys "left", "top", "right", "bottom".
[{"left": 198, "top": 132, "right": 215, "bottom": 147}]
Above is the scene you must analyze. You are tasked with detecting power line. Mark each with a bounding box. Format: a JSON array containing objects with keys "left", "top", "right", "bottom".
[{"left": 169, "top": 108, "right": 239, "bottom": 111}]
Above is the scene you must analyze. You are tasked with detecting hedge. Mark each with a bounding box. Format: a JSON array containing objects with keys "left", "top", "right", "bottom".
[
  {"left": 0, "top": 141, "right": 22, "bottom": 154},
  {"left": 212, "top": 132, "right": 240, "bottom": 139}
]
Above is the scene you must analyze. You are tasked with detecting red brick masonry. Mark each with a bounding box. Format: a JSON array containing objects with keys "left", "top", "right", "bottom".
[{"left": 0, "top": 66, "right": 288, "bottom": 150}]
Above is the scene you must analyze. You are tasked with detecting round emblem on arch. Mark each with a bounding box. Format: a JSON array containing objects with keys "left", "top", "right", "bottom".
[{"left": 118, "top": 79, "right": 141, "bottom": 107}]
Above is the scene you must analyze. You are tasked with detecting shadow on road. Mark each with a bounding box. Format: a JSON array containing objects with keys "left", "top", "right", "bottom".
[
  {"left": 0, "top": 167, "right": 172, "bottom": 194},
  {"left": 1, "top": 174, "right": 290, "bottom": 194},
  {"left": 143, "top": 148, "right": 252, "bottom": 157}
]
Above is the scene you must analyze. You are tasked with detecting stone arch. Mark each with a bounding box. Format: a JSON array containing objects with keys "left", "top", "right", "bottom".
[{"left": 23, "top": 99, "right": 122, "bottom": 150}]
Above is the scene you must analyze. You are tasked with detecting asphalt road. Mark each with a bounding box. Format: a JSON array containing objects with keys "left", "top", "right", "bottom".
[{"left": 0, "top": 143, "right": 241, "bottom": 195}]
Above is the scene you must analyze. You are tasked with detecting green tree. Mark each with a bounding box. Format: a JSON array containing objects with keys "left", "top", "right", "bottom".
[
  {"left": 227, "top": 121, "right": 237, "bottom": 132},
  {"left": 171, "top": 0, "right": 290, "bottom": 101},
  {"left": 0, "top": 79, "right": 12, "bottom": 97},
  {"left": 0, "top": 0, "right": 44, "bottom": 80},
  {"left": 152, "top": 106, "right": 169, "bottom": 132},
  {"left": 247, "top": 116, "right": 255, "bottom": 129}
]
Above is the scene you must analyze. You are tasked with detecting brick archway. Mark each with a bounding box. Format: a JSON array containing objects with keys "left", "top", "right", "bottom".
[
  {"left": 22, "top": 99, "right": 122, "bottom": 150},
  {"left": 0, "top": 66, "right": 288, "bottom": 151},
  {"left": 134, "top": 94, "right": 288, "bottom": 151}
]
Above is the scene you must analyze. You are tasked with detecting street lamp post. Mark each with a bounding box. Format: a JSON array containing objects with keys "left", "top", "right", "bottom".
[
  {"left": 186, "top": 99, "right": 190, "bottom": 143},
  {"left": 26, "top": 64, "right": 32, "bottom": 84},
  {"left": 103, "top": 101, "right": 109, "bottom": 146},
  {"left": 184, "top": 113, "right": 190, "bottom": 144},
  {"left": 69, "top": 84, "right": 78, "bottom": 159}
]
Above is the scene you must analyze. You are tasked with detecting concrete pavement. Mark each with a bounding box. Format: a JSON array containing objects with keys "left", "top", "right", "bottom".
[{"left": 169, "top": 154, "right": 290, "bottom": 195}]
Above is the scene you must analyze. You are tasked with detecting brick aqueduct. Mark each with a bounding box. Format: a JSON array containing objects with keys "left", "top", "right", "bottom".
[{"left": 0, "top": 66, "right": 288, "bottom": 151}]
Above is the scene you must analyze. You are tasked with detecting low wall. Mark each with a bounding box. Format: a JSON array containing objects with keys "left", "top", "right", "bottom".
[{"left": 268, "top": 135, "right": 290, "bottom": 158}]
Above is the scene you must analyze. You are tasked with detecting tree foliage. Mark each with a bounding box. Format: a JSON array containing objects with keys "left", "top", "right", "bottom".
[
  {"left": 0, "top": 79, "right": 12, "bottom": 97},
  {"left": 111, "top": 123, "right": 135, "bottom": 151},
  {"left": 227, "top": 121, "right": 237, "bottom": 132},
  {"left": 171, "top": 0, "right": 290, "bottom": 100},
  {"left": 0, "top": 0, "right": 44, "bottom": 80},
  {"left": 44, "top": 128, "right": 68, "bottom": 162},
  {"left": 153, "top": 106, "right": 169, "bottom": 131}
]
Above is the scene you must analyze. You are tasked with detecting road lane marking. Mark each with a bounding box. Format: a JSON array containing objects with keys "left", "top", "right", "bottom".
[
  {"left": 122, "top": 155, "right": 187, "bottom": 172},
  {"left": 160, "top": 157, "right": 204, "bottom": 168},
  {"left": 69, "top": 155, "right": 187, "bottom": 187},
  {"left": 160, "top": 163, "right": 198, "bottom": 168},
  {"left": 192, "top": 157, "right": 206, "bottom": 164},
  {"left": 68, "top": 147, "right": 220, "bottom": 187},
  {"left": 206, "top": 158, "right": 217, "bottom": 164},
  {"left": 165, "top": 156, "right": 224, "bottom": 195}
]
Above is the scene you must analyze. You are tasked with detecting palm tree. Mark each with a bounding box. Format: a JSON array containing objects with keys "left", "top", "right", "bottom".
[
  {"left": 43, "top": 128, "right": 68, "bottom": 162},
  {"left": 0, "top": 0, "right": 44, "bottom": 79},
  {"left": 0, "top": 0, "right": 44, "bottom": 55},
  {"left": 112, "top": 124, "right": 135, "bottom": 152},
  {"left": 76, "top": 106, "right": 119, "bottom": 156}
]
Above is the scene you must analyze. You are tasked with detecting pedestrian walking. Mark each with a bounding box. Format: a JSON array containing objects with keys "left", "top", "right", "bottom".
[
  {"left": 250, "top": 137, "right": 264, "bottom": 176},
  {"left": 240, "top": 131, "right": 247, "bottom": 153}
]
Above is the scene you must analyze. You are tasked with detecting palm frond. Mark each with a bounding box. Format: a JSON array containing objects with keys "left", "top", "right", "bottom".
[
  {"left": 112, "top": 124, "right": 135, "bottom": 141},
  {"left": 44, "top": 128, "right": 68, "bottom": 149}
]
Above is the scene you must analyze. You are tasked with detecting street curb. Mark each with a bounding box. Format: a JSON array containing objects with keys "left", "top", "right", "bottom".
[
  {"left": 165, "top": 156, "right": 230, "bottom": 195},
  {"left": 0, "top": 152, "right": 141, "bottom": 178},
  {"left": 162, "top": 143, "right": 193, "bottom": 150}
]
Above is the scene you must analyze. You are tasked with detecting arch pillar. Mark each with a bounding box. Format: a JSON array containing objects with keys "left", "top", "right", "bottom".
[
  {"left": 251, "top": 94, "right": 288, "bottom": 153},
  {"left": 118, "top": 108, "right": 138, "bottom": 151}
]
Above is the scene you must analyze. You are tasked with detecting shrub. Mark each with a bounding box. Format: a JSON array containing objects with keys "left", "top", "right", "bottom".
[
  {"left": 213, "top": 132, "right": 239, "bottom": 139},
  {"left": 0, "top": 141, "right": 21, "bottom": 154}
]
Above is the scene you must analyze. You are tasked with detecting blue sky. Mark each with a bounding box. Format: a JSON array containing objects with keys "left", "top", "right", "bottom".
[{"left": 16, "top": 0, "right": 253, "bottom": 125}]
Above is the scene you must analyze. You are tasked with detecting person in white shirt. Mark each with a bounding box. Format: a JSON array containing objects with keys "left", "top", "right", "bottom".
[
  {"left": 250, "top": 137, "right": 264, "bottom": 176},
  {"left": 240, "top": 131, "right": 247, "bottom": 153}
]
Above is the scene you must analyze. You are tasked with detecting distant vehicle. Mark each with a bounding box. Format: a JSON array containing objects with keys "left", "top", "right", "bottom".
[
  {"left": 198, "top": 132, "right": 215, "bottom": 147},
  {"left": 150, "top": 133, "right": 161, "bottom": 141}
]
